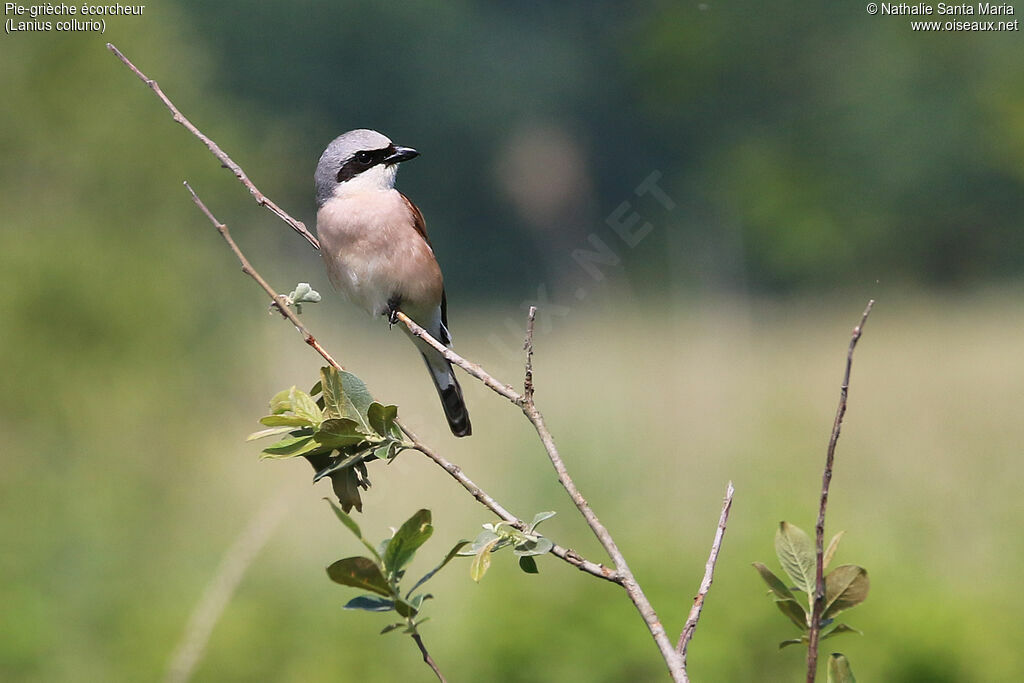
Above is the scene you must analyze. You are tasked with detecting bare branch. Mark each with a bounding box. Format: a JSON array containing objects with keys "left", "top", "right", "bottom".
[
  {"left": 107, "top": 43, "right": 320, "bottom": 251},
  {"left": 523, "top": 306, "right": 537, "bottom": 402},
  {"left": 676, "top": 481, "right": 735, "bottom": 664},
  {"left": 806, "top": 300, "right": 874, "bottom": 682},
  {"left": 183, "top": 182, "right": 342, "bottom": 371},
  {"left": 397, "top": 309, "right": 685, "bottom": 681},
  {"left": 411, "top": 633, "right": 446, "bottom": 683}
]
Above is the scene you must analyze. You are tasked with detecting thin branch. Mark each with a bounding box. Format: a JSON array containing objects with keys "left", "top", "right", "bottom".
[
  {"left": 404, "top": 428, "right": 618, "bottom": 581},
  {"left": 411, "top": 633, "right": 446, "bottom": 683},
  {"left": 183, "top": 182, "right": 341, "bottom": 371},
  {"left": 397, "top": 310, "right": 685, "bottom": 681},
  {"left": 107, "top": 43, "right": 320, "bottom": 251},
  {"left": 165, "top": 493, "right": 289, "bottom": 683},
  {"left": 523, "top": 306, "right": 537, "bottom": 402},
  {"left": 806, "top": 300, "right": 874, "bottom": 682},
  {"left": 676, "top": 481, "right": 734, "bottom": 665}
]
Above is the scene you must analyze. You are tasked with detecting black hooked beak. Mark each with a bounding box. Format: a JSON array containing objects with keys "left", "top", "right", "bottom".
[{"left": 384, "top": 145, "right": 419, "bottom": 164}]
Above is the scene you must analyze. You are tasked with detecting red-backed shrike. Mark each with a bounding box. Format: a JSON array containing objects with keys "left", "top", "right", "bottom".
[{"left": 314, "top": 129, "right": 471, "bottom": 437}]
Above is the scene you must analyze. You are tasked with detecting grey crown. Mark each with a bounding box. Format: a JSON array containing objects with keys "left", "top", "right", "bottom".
[{"left": 314, "top": 129, "right": 393, "bottom": 207}]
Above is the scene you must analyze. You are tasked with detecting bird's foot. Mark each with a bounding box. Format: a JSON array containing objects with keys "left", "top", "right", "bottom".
[{"left": 386, "top": 297, "right": 401, "bottom": 328}]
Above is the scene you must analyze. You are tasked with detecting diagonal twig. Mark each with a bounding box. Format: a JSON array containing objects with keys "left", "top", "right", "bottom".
[
  {"left": 676, "top": 481, "right": 734, "bottom": 663},
  {"left": 806, "top": 300, "right": 874, "bottom": 682},
  {"left": 397, "top": 309, "right": 686, "bottom": 680},
  {"left": 107, "top": 43, "right": 320, "bottom": 251}
]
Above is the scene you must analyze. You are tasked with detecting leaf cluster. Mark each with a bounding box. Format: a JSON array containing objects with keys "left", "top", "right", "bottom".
[
  {"left": 248, "top": 366, "right": 413, "bottom": 512},
  {"left": 459, "top": 511, "right": 557, "bottom": 581},
  {"left": 324, "top": 502, "right": 468, "bottom": 635},
  {"left": 752, "top": 522, "right": 869, "bottom": 651}
]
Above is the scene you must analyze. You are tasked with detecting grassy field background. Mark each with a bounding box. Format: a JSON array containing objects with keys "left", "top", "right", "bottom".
[{"left": 4, "top": 286, "right": 1022, "bottom": 681}]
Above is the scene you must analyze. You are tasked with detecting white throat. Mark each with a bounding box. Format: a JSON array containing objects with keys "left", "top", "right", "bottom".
[{"left": 334, "top": 164, "right": 398, "bottom": 197}]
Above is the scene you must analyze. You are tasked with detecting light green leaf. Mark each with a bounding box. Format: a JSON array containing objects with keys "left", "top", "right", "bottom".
[
  {"left": 775, "top": 521, "right": 817, "bottom": 598},
  {"left": 827, "top": 653, "right": 857, "bottom": 683},
  {"left": 327, "top": 557, "right": 392, "bottom": 597},
  {"left": 470, "top": 537, "right": 500, "bottom": 582},
  {"left": 384, "top": 509, "right": 433, "bottom": 577},
  {"left": 320, "top": 367, "right": 344, "bottom": 420},
  {"left": 246, "top": 426, "right": 294, "bottom": 441},
  {"left": 460, "top": 530, "right": 501, "bottom": 555},
  {"left": 291, "top": 388, "right": 323, "bottom": 426},
  {"left": 823, "top": 531, "right": 845, "bottom": 570},
  {"left": 823, "top": 565, "right": 870, "bottom": 619},
  {"left": 821, "top": 623, "right": 863, "bottom": 641},
  {"left": 260, "top": 434, "right": 330, "bottom": 459},
  {"left": 259, "top": 414, "right": 314, "bottom": 428},
  {"left": 344, "top": 595, "right": 394, "bottom": 612},
  {"left": 513, "top": 537, "right": 553, "bottom": 557},
  {"left": 408, "top": 540, "right": 470, "bottom": 596},
  {"left": 269, "top": 387, "right": 295, "bottom": 414},
  {"left": 529, "top": 511, "right": 556, "bottom": 531},
  {"left": 380, "top": 623, "right": 404, "bottom": 635},
  {"left": 518, "top": 556, "right": 539, "bottom": 574}
]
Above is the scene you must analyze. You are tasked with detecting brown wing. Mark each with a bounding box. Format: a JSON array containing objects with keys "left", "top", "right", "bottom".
[
  {"left": 400, "top": 192, "right": 434, "bottom": 249},
  {"left": 400, "top": 192, "right": 451, "bottom": 342}
]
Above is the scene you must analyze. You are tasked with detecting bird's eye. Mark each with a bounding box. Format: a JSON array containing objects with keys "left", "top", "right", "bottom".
[{"left": 355, "top": 151, "right": 372, "bottom": 164}]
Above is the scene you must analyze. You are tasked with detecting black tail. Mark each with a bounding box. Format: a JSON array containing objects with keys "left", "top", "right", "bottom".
[{"left": 420, "top": 352, "right": 472, "bottom": 437}]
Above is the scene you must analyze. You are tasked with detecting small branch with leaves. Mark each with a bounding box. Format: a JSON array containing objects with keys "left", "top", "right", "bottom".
[
  {"left": 753, "top": 302, "right": 874, "bottom": 683},
  {"left": 111, "top": 44, "right": 736, "bottom": 682}
]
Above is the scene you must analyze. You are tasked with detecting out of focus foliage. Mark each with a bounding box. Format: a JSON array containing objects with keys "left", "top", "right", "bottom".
[
  {"left": 181, "top": 0, "right": 1024, "bottom": 293},
  {"left": 3, "top": 2, "right": 1024, "bottom": 682}
]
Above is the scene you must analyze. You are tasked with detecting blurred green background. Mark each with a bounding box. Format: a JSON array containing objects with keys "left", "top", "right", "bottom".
[{"left": 2, "top": 1, "right": 1023, "bottom": 680}]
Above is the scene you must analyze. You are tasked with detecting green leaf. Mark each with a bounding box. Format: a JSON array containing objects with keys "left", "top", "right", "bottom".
[
  {"left": 408, "top": 540, "right": 470, "bottom": 596},
  {"left": 330, "top": 469, "right": 365, "bottom": 513},
  {"left": 344, "top": 595, "right": 394, "bottom": 612},
  {"left": 326, "top": 557, "right": 392, "bottom": 597},
  {"left": 512, "top": 537, "right": 553, "bottom": 557},
  {"left": 775, "top": 522, "right": 817, "bottom": 598},
  {"left": 470, "top": 537, "right": 500, "bottom": 582},
  {"left": 315, "top": 418, "right": 374, "bottom": 448},
  {"left": 529, "top": 511, "right": 556, "bottom": 531},
  {"left": 384, "top": 509, "right": 433, "bottom": 577},
  {"left": 518, "top": 556, "right": 539, "bottom": 574},
  {"left": 269, "top": 387, "right": 295, "bottom": 414},
  {"left": 319, "top": 367, "right": 344, "bottom": 420},
  {"left": 775, "top": 597, "right": 810, "bottom": 630},
  {"left": 821, "top": 623, "right": 863, "bottom": 641},
  {"left": 291, "top": 388, "right": 323, "bottom": 426},
  {"left": 823, "top": 531, "right": 845, "bottom": 570},
  {"left": 752, "top": 562, "right": 798, "bottom": 602},
  {"left": 827, "top": 653, "right": 857, "bottom": 683},
  {"left": 823, "top": 565, "right": 870, "bottom": 619},
  {"left": 246, "top": 426, "right": 294, "bottom": 441},
  {"left": 260, "top": 434, "right": 330, "bottom": 459},
  {"left": 380, "top": 623, "right": 404, "bottom": 635},
  {"left": 368, "top": 402, "right": 399, "bottom": 437},
  {"left": 778, "top": 637, "right": 806, "bottom": 649},
  {"left": 462, "top": 530, "right": 500, "bottom": 555},
  {"left": 259, "top": 414, "right": 315, "bottom": 428}
]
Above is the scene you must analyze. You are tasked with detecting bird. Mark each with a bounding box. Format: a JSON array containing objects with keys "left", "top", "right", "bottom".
[{"left": 314, "top": 129, "right": 471, "bottom": 437}]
